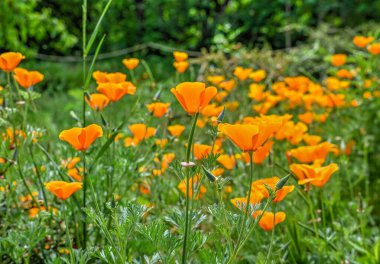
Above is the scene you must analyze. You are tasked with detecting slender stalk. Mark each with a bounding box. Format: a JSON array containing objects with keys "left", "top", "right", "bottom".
[
  {"left": 182, "top": 112, "right": 199, "bottom": 264},
  {"left": 82, "top": 150, "right": 87, "bottom": 248},
  {"left": 63, "top": 203, "right": 75, "bottom": 263},
  {"left": 265, "top": 203, "right": 277, "bottom": 264},
  {"left": 82, "top": 0, "right": 88, "bottom": 249},
  {"left": 234, "top": 151, "right": 254, "bottom": 256}
]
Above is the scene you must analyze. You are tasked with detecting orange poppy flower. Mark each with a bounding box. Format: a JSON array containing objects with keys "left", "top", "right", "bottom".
[
  {"left": 248, "top": 83, "right": 266, "bottom": 101},
  {"left": 253, "top": 140, "right": 273, "bottom": 164},
  {"left": 171, "top": 82, "right": 217, "bottom": 115},
  {"left": 303, "top": 134, "right": 322, "bottom": 146},
  {"left": 173, "top": 51, "right": 188, "bottom": 62},
  {"left": 290, "top": 163, "right": 339, "bottom": 187},
  {"left": 61, "top": 157, "right": 81, "bottom": 169},
  {"left": 178, "top": 175, "right": 206, "bottom": 200},
  {"left": 173, "top": 61, "right": 189, "bottom": 73},
  {"left": 214, "top": 91, "right": 228, "bottom": 102},
  {"left": 233, "top": 66, "right": 252, "bottom": 81},
  {"left": 128, "top": 123, "right": 156, "bottom": 142},
  {"left": 207, "top": 75, "right": 225, "bottom": 85},
  {"left": 298, "top": 112, "right": 314, "bottom": 125},
  {"left": 97, "top": 82, "right": 136, "bottom": 102},
  {"left": 368, "top": 43, "right": 380, "bottom": 55},
  {"left": 167, "top": 125, "right": 185, "bottom": 137},
  {"left": 331, "top": 54, "right": 347, "bottom": 67},
  {"left": 250, "top": 177, "right": 294, "bottom": 202},
  {"left": 59, "top": 124, "right": 103, "bottom": 151},
  {"left": 161, "top": 153, "right": 175, "bottom": 171},
  {"left": 219, "top": 119, "right": 281, "bottom": 153},
  {"left": 122, "top": 58, "right": 139, "bottom": 70},
  {"left": 93, "top": 71, "right": 127, "bottom": 84},
  {"left": 219, "top": 79, "right": 236, "bottom": 92},
  {"left": 253, "top": 211, "right": 286, "bottom": 231},
  {"left": 13, "top": 68, "right": 44, "bottom": 89},
  {"left": 288, "top": 142, "right": 338, "bottom": 164},
  {"left": 85, "top": 93, "right": 110, "bottom": 111},
  {"left": 353, "top": 36, "right": 374, "bottom": 48},
  {"left": 200, "top": 103, "right": 224, "bottom": 117},
  {"left": 211, "top": 168, "right": 225, "bottom": 177},
  {"left": 336, "top": 69, "right": 354, "bottom": 79},
  {"left": 147, "top": 102, "right": 170, "bottom": 118},
  {"left": 217, "top": 154, "right": 236, "bottom": 170},
  {"left": 249, "top": 69, "right": 266, "bottom": 82},
  {"left": 0, "top": 52, "right": 25, "bottom": 72},
  {"left": 231, "top": 194, "right": 264, "bottom": 211},
  {"left": 67, "top": 168, "right": 83, "bottom": 181},
  {"left": 45, "top": 181, "right": 83, "bottom": 200},
  {"left": 139, "top": 182, "right": 151, "bottom": 195},
  {"left": 192, "top": 143, "right": 212, "bottom": 160}
]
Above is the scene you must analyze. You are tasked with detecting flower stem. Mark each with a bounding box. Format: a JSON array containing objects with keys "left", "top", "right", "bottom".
[
  {"left": 265, "top": 203, "right": 277, "bottom": 264},
  {"left": 182, "top": 112, "right": 199, "bottom": 264}
]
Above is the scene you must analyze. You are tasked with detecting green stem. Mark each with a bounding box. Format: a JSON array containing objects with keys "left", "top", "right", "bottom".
[
  {"left": 82, "top": 150, "right": 87, "bottom": 249},
  {"left": 234, "top": 151, "right": 254, "bottom": 257},
  {"left": 182, "top": 112, "right": 199, "bottom": 264},
  {"left": 265, "top": 203, "right": 277, "bottom": 264},
  {"left": 63, "top": 203, "right": 75, "bottom": 263}
]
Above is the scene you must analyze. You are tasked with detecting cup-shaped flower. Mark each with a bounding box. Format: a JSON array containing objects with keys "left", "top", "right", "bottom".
[
  {"left": 147, "top": 102, "right": 170, "bottom": 118},
  {"left": 45, "top": 181, "right": 83, "bottom": 200},
  {"left": 253, "top": 211, "right": 286, "bottom": 231},
  {"left": 0, "top": 52, "right": 25, "bottom": 72},
  {"left": 13, "top": 68, "right": 44, "bottom": 89},
  {"left": 85, "top": 93, "right": 110, "bottom": 111},
  {"left": 122, "top": 58, "right": 139, "bottom": 70},
  {"left": 331, "top": 54, "right": 347, "bottom": 67},
  {"left": 217, "top": 154, "right": 236, "bottom": 170},
  {"left": 218, "top": 124, "right": 260, "bottom": 152},
  {"left": 128, "top": 123, "right": 156, "bottom": 142},
  {"left": 173, "top": 51, "right": 188, "bottom": 62},
  {"left": 97, "top": 82, "right": 136, "bottom": 102},
  {"left": 290, "top": 163, "right": 339, "bottom": 187},
  {"left": 171, "top": 82, "right": 217, "bottom": 115},
  {"left": 173, "top": 61, "right": 189, "bottom": 73},
  {"left": 178, "top": 175, "right": 206, "bottom": 200},
  {"left": 353, "top": 36, "right": 374, "bottom": 48},
  {"left": 93, "top": 71, "right": 127, "bottom": 84},
  {"left": 167, "top": 125, "right": 185, "bottom": 137},
  {"left": 368, "top": 43, "right": 380, "bottom": 55},
  {"left": 59, "top": 124, "right": 103, "bottom": 151}
]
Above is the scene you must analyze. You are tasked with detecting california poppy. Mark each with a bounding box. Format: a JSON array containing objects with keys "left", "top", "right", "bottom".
[
  {"left": 217, "top": 154, "right": 236, "bottom": 170},
  {"left": 168, "top": 125, "right": 186, "bottom": 137},
  {"left": 171, "top": 82, "right": 217, "bottom": 115},
  {"left": 173, "top": 61, "right": 189, "bottom": 73},
  {"left": 368, "top": 43, "right": 380, "bottom": 55},
  {"left": 249, "top": 69, "right": 266, "bottom": 82},
  {"left": 147, "top": 102, "right": 170, "bottom": 118},
  {"left": 331, "top": 54, "right": 347, "bottom": 67},
  {"left": 219, "top": 79, "right": 236, "bottom": 91},
  {"left": 288, "top": 142, "right": 338, "bottom": 164},
  {"left": 128, "top": 123, "right": 156, "bottom": 142},
  {"left": 85, "top": 93, "right": 110, "bottom": 111},
  {"left": 45, "top": 181, "right": 83, "bottom": 200},
  {"left": 207, "top": 75, "right": 225, "bottom": 85},
  {"left": 13, "top": 68, "right": 44, "bottom": 89},
  {"left": 253, "top": 211, "right": 286, "bottom": 231},
  {"left": 192, "top": 143, "right": 213, "bottom": 160},
  {"left": 250, "top": 177, "right": 294, "bottom": 202},
  {"left": 353, "top": 36, "right": 374, "bottom": 48},
  {"left": 173, "top": 51, "right": 188, "bottom": 62},
  {"left": 93, "top": 71, "right": 127, "bottom": 84},
  {"left": 178, "top": 175, "right": 206, "bottom": 200},
  {"left": 122, "top": 58, "right": 139, "bottom": 70},
  {"left": 59, "top": 124, "right": 103, "bottom": 151},
  {"left": 219, "top": 118, "right": 281, "bottom": 153},
  {"left": 97, "top": 82, "right": 136, "bottom": 102},
  {"left": 0, "top": 52, "right": 25, "bottom": 72},
  {"left": 290, "top": 163, "right": 339, "bottom": 187},
  {"left": 231, "top": 194, "right": 264, "bottom": 212},
  {"left": 233, "top": 66, "right": 252, "bottom": 81}
]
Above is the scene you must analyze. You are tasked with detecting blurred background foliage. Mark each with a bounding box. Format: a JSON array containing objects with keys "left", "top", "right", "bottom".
[{"left": 2, "top": 0, "right": 380, "bottom": 55}]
